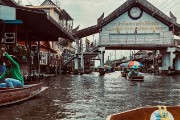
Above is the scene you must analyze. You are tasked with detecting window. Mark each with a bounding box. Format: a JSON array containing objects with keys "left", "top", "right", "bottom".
[
  {"left": 54, "top": 11, "right": 59, "bottom": 22},
  {"left": 40, "top": 52, "right": 48, "bottom": 65}
]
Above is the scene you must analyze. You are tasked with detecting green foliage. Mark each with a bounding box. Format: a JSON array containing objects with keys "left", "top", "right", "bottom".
[{"left": 13, "top": 44, "right": 27, "bottom": 56}]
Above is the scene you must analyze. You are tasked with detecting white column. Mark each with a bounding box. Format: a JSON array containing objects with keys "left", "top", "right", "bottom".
[
  {"left": 80, "top": 42, "right": 84, "bottom": 73},
  {"left": 98, "top": 47, "right": 105, "bottom": 75},
  {"left": 74, "top": 55, "right": 78, "bottom": 70},
  {"left": 101, "top": 51, "right": 104, "bottom": 67},
  {"left": 159, "top": 47, "right": 175, "bottom": 72},
  {"left": 162, "top": 52, "right": 170, "bottom": 70},
  {"left": 81, "top": 52, "right": 84, "bottom": 71},
  {"left": 98, "top": 47, "right": 105, "bottom": 68},
  {"left": 175, "top": 54, "right": 180, "bottom": 71}
]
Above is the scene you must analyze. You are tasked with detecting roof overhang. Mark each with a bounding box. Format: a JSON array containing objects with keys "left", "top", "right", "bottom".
[
  {"left": 16, "top": 7, "right": 75, "bottom": 41},
  {"left": 61, "top": 9, "right": 73, "bottom": 21},
  {"left": 41, "top": 45, "right": 57, "bottom": 53},
  {"left": 0, "top": 0, "right": 75, "bottom": 42}
]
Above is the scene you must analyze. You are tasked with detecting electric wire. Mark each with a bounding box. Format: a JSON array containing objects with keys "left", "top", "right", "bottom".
[
  {"left": 164, "top": 1, "right": 180, "bottom": 13},
  {"left": 158, "top": 0, "right": 170, "bottom": 9},
  {"left": 160, "top": 0, "right": 174, "bottom": 11},
  {"left": 26, "top": 0, "right": 33, "bottom": 6},
  {"left": 37, "top": 0, "right": 41, "bottom": 5}
]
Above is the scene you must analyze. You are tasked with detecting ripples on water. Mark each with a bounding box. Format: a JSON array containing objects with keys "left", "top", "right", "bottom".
[{"left": 0, "top": 72, "right": 180, "bottom": 120}]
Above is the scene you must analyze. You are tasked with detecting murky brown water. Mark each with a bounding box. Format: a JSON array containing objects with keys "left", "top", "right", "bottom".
[{"left": 0, "top": 71, "right": 180, "bottom": 120}]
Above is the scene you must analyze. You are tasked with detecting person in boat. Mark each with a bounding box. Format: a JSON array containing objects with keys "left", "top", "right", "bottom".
[
  {"left": 128, "top": 65, "right": 144, "bottom": 78},
  {"left": 0, "top": 58, "right": 6, "bottom": 83},
  {"left": 128, "top": 65, "right": 139, "bottom": 78},
  {"left": 111, "top": 65, "right": 114, "bottom": 72},
  {"left": 0, "top": 47, "right": 24, "bottom": 88},
  {"left": 124, "top": 67, "right": 129, "bottom": 73}
]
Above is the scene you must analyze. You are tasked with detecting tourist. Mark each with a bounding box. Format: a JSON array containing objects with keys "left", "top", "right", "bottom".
[
  {"left": 124, "top": 67, "right": 129, "bottom": 73},
  {"left": 0, "top": 47, "right": 24, "bottom": 88}
]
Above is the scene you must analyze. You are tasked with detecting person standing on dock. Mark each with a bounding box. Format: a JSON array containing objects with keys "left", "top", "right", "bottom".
[{"left": 0, "top": 47, "right": 24, "bottom": 88}]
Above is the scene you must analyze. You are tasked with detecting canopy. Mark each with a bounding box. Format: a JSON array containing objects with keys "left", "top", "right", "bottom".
[
  {"left": 128, "top": 61, "right": 143, "bottom": 67},
  {"left": 131, "top": 65, "right": 139, "bottom": 69}
]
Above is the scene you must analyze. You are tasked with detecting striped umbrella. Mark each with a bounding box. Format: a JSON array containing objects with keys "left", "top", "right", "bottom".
[
  {"left": 127, "top": 61, "right": 143, "bottom": 67},
  {"left": 131, "top": 65, "right": 139, "bottom": 69}
]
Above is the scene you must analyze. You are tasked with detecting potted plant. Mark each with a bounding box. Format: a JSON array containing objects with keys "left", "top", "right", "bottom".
[{"left": 13, "top": 44, "right": 28, "bottom": 61}]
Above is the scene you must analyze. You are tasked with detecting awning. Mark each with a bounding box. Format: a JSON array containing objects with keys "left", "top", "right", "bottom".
[
  {"left": 16, "top": 8, "right": 75, "bottom": 41},
  {"left": 3, "top": 20, "right": 23, "bottom": 24}
]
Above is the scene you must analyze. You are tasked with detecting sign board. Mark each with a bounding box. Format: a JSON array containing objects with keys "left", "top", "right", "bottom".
[
  {"left": 99, "top": 9, "right": 173, "bottom": 46},
  {"left": 101, "top": 10, "right": 169, "bottom": 34},
  {"left": 0, "top": 5, "right": 16, "bottom": 20},
  {"left": 4, "top": 33, "right": 15, "bottom": 43},
  {"left": 100, "top": 32, "right": 174, "bottom": 45}
]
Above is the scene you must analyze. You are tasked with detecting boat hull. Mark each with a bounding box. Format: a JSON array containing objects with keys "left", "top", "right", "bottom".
[
  {"left": 106, "top": 106, "right": 180, "bottom": 120},
  {"left": 126, "top": 75, "right": 144, "bottom": 81},
  {"left": 129, "top": 76, "right": 144, "bottom": 81},
  {"left": 0, "top": 83, "right": 47, "bottom": 107},
  {"left": 121, "top": 72, "right": 126, "bottom": 77}
]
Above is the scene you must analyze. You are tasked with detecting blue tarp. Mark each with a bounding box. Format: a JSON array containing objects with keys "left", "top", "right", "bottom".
[
  {"left": 3, "top": 20, "right": 23, "bottom": 24},
  {"left": 120, "top": 63, "right": 128, "bottom": 67}
]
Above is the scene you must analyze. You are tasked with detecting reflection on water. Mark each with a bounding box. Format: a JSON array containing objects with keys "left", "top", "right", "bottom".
[{"left": 0, "top": 72, "right": 180, "bottom": 120}]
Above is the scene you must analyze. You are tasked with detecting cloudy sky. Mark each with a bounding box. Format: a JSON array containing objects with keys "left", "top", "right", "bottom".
[
  {"left": 15, "top": 0, "right": 180, "bottom": 64},
  {"left": 16, "top": 0, "right": 180, "bottom": 28}
]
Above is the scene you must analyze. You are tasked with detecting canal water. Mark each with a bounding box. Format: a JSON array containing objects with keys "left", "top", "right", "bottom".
[{"left": 0, "top": 71, "right": 180, "bottom": 120}]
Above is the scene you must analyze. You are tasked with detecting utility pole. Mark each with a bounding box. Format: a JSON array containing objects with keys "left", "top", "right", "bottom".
[
  {"left": 132, "top": 51, "right": 134, "bottom": 60},
  {"left": 93, "top": 35, "right": 95, "bottom": 48},
  {"left": 114, "top": 50, "right": 116, "bottom": 67},
  {"left": 121, "top": 50, "right": 122, "bottom": 58},
  {"left": 153, "top": 50, "right": 155, "bottom": 72},
  {"left": 81, "top": 41, "right": 84, "bottom": 73},
  {"left": 110, "top": 53, "right": 111, "bottom": 65}
]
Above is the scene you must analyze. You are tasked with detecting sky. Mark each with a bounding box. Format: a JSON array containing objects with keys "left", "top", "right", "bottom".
[{"left": 14, "top": 0, "right": 180, "bottom": 65}]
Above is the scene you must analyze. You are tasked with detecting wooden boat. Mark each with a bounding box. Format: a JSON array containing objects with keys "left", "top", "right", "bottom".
[
  {"left": 0, "top": 83, "right": 48, "bottom": 107},
  {"left": 126, "top": 72, "right": 144, "bottom": 81},
  {"left": 121, "top": 71, "right": 126, "bottom": 77},
  {"left": 106, "top": 106, "right": 180, "bottom": 120},
  {"left": 128, "top": 76, "right": 144, "bottom": 81}
]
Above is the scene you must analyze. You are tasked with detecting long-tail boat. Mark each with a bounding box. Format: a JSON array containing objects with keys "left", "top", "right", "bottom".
[
  {"left": 127, "top": 75, "right": 144, "bottom": 81},
  {"left": 0, "top": 83, "right": 47, "bottom": 107},
  {"left": 121, "top": 71, "right": 126, "bottom": 77},
  {"left": 106, "top": 106, "right": 180, "bottom": 120}
]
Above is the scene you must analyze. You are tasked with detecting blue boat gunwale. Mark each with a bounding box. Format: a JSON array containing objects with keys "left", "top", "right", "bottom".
[{"left": 0, "top": 83, "right": 43, "bottom": 92}]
